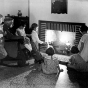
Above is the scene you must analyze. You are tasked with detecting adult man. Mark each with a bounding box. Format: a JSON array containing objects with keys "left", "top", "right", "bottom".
[
  {"left": 67, "top": 24, "right": 88, "bottom": 72},
  {"left": 3, "top": 17, "right": 29, "bottom": 67}
]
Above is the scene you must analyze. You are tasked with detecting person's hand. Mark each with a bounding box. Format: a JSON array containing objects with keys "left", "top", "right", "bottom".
[{"left": 49, "top": 42, "right": 54, "bottom": 46}]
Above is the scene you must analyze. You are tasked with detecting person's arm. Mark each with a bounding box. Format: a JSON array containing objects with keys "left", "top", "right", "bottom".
[
  {"left": 34, "top": 31, "right": 44, "bottom": 44},
  {"left": 79, "top": 42, "right": 84, "bottom": 54},
  {"left": 78, "top": 35, "right": 85, "bottom": 54}
]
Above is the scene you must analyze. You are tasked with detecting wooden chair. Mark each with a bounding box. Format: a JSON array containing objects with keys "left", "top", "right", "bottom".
[{"left": 0, "top": 36, "right": 30, "bottom": 67}]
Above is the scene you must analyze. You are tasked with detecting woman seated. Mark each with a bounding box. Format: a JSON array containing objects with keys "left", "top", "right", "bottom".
[
  {"left": 15, "top": 21, "right": 32, "bottom": 52},
  {"left": 67, "top": 25, "right": 88, "bottom": 72}
]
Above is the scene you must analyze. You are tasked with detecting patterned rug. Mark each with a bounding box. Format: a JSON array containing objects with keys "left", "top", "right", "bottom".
[
  {"left": 55, "top": 54, "right": 71, "bottom": 63},
  {"left": 0, "top": 64, "right": 58, "bottom": 88},
  {"left": 0, "top": 55, "right": 70, "bottom": 88}
]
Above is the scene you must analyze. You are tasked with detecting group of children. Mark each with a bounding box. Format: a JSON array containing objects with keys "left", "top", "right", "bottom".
[
  {"left": 16, "top": 22, "right": 63, "bottom": 74},
  {"left": 0, "top": 14, "right": 63, "bottom": 75}
]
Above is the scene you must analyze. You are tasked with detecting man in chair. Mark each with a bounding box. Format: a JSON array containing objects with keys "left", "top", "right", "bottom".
[{"left": 2, "top": 17, "right": 29, "bottom": 67}]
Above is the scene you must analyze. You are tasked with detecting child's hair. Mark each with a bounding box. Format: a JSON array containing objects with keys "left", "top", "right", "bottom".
[
  {"left": 31, "top": 23, "right": 38, "bottom": 30},
  {"left": 45, "top": 47, "right": 55, "bottom": 56},
  {"left": 80, "top": 24, "right": 88, "bottom": 33}
]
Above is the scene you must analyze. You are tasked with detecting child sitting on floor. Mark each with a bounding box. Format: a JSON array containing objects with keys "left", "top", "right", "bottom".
[{"left": 40, "top": 46, "right": 63, "bottom": 74}]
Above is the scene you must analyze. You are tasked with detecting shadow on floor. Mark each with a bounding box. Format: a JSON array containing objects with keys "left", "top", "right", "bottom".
[
  {"left": 25, "top": 69, "right": 59, "bottom": 87},
  {"left": 67, "top": 68, "right": 88, "bottom": 88},
  {"left": 0, "top": 64, "right": 35, "bottom": 82}
]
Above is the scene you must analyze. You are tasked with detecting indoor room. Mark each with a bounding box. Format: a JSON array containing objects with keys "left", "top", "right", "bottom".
[{"left": 0, "top": 0, "right": 88, "bottom": 88}]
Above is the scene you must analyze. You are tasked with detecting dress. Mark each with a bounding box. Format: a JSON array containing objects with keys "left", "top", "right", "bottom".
[{"left": 41, "top": 52, "right": 59, "bottom": 74}]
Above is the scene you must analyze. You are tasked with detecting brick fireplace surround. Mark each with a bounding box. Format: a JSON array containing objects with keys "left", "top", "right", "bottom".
[{"left": 39, "top": 20, "right": 84, "bottom": 53}]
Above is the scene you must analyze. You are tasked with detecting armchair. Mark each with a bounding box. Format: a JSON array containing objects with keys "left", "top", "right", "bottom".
[{"left": 1, "top": 35, "right": 30, "bottom": 67}]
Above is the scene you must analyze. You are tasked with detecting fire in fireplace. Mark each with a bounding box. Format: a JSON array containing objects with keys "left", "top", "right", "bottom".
[{"left": 45, "top": 29, "right": 75, "bottom": 54}]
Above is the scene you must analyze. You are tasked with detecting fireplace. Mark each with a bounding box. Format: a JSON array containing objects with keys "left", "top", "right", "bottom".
[
  {"left": 39, "top": 20, "right": 84, "bottom": 53},
  {"left": 45, "top": 30, "right": 75, "bottom": 54},
  {"left": 45, "top": 30, "right": 75, "bottom": 46}
]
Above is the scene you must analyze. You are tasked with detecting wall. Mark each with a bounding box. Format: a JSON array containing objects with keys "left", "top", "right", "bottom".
[
  {"left": 0, "top": 0, "right": 88, "bottom": 26},
  {"left": 30, "top": 0, "right": 88, "bottom": 26},
  {"left": 0, "top": 0, "right": 28, "bottom": 18}
]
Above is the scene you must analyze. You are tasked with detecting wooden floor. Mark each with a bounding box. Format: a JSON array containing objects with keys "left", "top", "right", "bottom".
[
  {"left": 56, "top": 64, "right": 88, "bottom": 88},
  {"left": 0, "top": 58, "right": 88, "bottom": 88}
]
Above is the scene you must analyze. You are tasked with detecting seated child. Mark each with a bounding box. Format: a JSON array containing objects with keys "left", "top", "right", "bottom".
[
  {"left": 40, "top": 46, "right": 63, "bottom": 74},
  {"left": 15, "top": 22, "right": 32, "bottom": 52}
]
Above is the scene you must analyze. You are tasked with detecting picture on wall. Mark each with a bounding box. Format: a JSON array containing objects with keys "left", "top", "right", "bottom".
[{"left": 51, "top": 0, "right": 67, "bottom": 14}]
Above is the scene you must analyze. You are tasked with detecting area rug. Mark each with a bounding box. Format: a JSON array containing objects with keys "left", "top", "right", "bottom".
[
  {"left": 0, "top": 64, "right": 58, "bottom": 88},
  {"left": 55, "top": 54, "right": 71, "bottom": 63}
]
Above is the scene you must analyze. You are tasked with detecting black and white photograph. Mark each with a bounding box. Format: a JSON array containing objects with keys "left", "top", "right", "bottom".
[{"left": 0, "top": 0, "right": 88, "bottom": 88}]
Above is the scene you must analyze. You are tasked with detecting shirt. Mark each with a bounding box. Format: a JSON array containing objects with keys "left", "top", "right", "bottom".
[
  {"left": 78, "top": 33, "right": 88, "bottom": 62},
  {"left": 16, "top": 28, "right": 31, "bottom": 45},
  {"left": 31, "top": 30, "right": 43, "bottom": 44}
]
